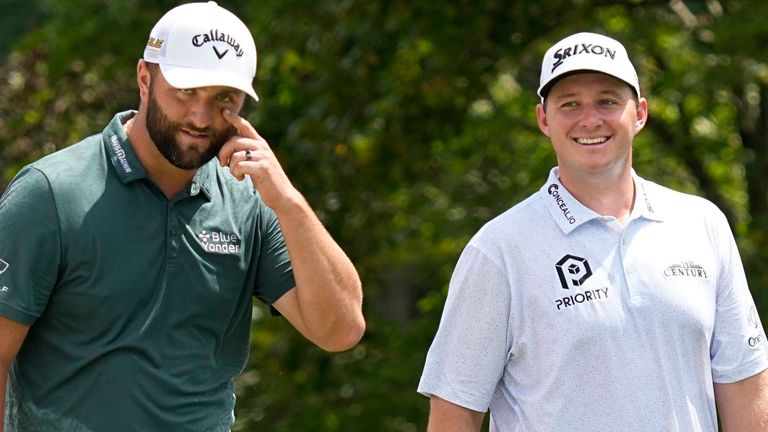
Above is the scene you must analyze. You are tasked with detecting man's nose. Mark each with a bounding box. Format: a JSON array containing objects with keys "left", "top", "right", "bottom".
[
  {"left": 579, "top": 103, "right": 603, "bottom": 129},
  {"left": 186, "top": 98, "right": 216, "bottom": 129}
]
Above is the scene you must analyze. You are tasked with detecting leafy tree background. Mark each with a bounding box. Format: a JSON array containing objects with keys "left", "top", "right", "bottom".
[{"left": 1, "top": 0, "right": 767, "bottom": 430}]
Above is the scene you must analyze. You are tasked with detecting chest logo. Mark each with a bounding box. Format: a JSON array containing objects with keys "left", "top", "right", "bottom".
[
  {"left": 0, "top": 259, "right": 8, "bottom": 275},
  {"left": 556, "top": 254, "right": 592, "bottom": 289},
  {"left": 197, "top": 230, "right": 241, "bottom": 255},
  {"left": 663, "top": 260, "right": 708, "bottom": 279},
  {"left": 554, "top": 254, "right": 608, "bottom": 311}
]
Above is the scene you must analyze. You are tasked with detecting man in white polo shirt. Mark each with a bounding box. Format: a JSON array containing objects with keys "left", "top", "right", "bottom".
[{"left": 418, "top": 32, "right": 768, "bottom": 431}]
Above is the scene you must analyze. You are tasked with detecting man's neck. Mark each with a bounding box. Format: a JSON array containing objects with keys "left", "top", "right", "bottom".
[
  {"left": 124, "top": 113, "right": 196, "bottom": 199},
  {"left": 558, "top": 169, "right": 635, "bottom": 221}
]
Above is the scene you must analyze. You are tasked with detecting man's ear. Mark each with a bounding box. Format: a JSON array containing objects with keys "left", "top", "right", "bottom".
[
  {"left": 137, "top": 60, "right": 152, "bottom": 103},
  {"left": 634, "top": 97, "right": 648, "bottom": 135},
  {"left": 536, "top": 103, "right": 551, "bottom": 138}
]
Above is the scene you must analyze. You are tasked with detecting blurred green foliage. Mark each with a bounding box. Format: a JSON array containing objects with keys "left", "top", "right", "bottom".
[{"left": 2, "top": 0, "right": 768, "bottom": 430}]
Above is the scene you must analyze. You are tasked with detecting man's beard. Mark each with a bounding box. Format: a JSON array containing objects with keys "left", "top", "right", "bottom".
[{"left": 145, "top": 91, "right": 235, "bottom": 170}]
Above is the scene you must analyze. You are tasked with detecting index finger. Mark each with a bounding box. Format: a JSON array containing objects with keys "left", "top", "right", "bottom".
[{"left": 222, "top": 109, "right": 261, "bottom": 140}]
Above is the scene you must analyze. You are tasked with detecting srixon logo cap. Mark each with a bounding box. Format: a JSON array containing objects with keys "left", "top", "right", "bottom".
[
  {"left": 143, "top": 1, "right": 259, "bottom": 100},
  {"left": 538, "top": 32, "right": 640, "bottom": 102}
]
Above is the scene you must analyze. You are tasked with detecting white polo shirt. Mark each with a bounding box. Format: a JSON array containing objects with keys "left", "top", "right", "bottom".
[{"left": 418, "top": 167, "right": 768, "bottom": 432}]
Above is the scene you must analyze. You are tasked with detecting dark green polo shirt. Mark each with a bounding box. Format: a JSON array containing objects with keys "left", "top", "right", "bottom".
[{"left": 0, "top": 111, "right": 295, "bottom": 431}]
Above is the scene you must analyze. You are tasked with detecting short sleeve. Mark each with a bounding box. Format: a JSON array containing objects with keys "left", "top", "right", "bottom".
[
  {"left": 418, "top": 242, "right": 512, "bottom": 412},
  {"left": 710, "top": 211, "right": 768, "bottom": 383},
  {"left": 0, "top": 167, "right": 61, "bottom": 325},
  {"left": 252, "top": 203, "right": 295, "bottom": 306}
]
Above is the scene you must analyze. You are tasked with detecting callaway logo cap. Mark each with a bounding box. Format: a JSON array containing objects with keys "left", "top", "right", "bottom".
[
  {"left": 143, "top": 1, "right": 259, "bottom": 100},
  {"left": 538, "top": 32, "right": 639, "bottom": 102}
]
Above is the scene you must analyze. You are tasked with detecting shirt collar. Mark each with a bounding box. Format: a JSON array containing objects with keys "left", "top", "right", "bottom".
[
  {"left": 541, "top": 167, "right": 664, "bottom": 234},
  {"left": 102, "top": 110, "right": 146, "bottom": 184},
  {"left": 540, "top": 167, "right": 599, "bottom": 234},
  {"left": 630, "top": 171, "right": 664, "bottom": 223},
  {"left": 102, "top": 110, "right": 214, "bottom": 201},
  {"left": 190, "top": 161, "right": 215, "bottom": 201}
]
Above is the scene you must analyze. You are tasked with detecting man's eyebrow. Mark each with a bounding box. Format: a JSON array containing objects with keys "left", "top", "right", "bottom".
[
  {"left": 554, "top": 91, "right": 580, "bottom": 102},
  {"left": 598, "top": 88, "right": 624, "bottom": 98},
  {"left": 553, "top": 88, "right": 626, "bottom": 101},
  {"left": 552, "top": 91, "right": 579, "bottom": 102}
]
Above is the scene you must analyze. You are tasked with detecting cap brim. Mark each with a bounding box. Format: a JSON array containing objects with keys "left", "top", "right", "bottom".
[
  {"left": 538, "top": 69, "right": 640, "bottom": 103},
  {"left": 538, "top": 70, "right": 594, "bottom": 100},
  {"left": 160, "top": 64, "right": 259, "bottom": 101},
  {"left": 538, "top": 57, "right": 639, "bottom": 101}
]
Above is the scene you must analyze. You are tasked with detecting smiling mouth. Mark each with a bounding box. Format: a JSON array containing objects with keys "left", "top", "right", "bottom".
[{"left": 575, "top": 137, "right": 608, "bottom": 145}]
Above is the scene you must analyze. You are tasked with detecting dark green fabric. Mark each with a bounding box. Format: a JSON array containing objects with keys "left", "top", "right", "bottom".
[{"left": 0, "top": 111, "right": 295, "bottom": 431}]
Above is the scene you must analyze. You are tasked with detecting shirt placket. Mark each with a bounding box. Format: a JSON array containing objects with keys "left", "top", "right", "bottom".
[
  {"left": 619, "top": 222, "right": 646, "bottom": 304},
  {"left": 167, "top": 201, "right": 181, "bottom": 263}
]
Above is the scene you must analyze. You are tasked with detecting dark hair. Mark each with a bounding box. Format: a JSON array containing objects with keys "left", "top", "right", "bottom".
[{"left": 145, "top": 61, "right": 160, "bottom": 77}]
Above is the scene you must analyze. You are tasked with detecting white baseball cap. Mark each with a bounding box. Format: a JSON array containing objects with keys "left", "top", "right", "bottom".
[
  {"left": 538, "top": 32, "right": 639, "bottom": 102},
  {"left": 143, "top": 1, "right": 259, "bottom": 100}
]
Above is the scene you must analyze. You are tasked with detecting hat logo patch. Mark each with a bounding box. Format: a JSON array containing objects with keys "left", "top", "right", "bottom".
[
  {"left": 552, "top": 44, "right": 616, "bottom": 73},
  {"left": 192, "top": 29, "right": 244, "bottom": 58},
  {"left": 146, "top": 37, "right": 164, "bottom": 50}
]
